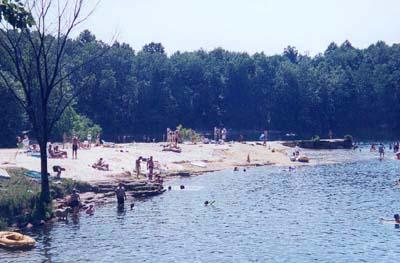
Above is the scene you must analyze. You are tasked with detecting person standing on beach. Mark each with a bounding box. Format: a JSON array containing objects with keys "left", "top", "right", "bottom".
[
  {"left": 147, "top": 156, "right": 154, "bottom": 181},
  {"left": 72, "top": 136, "right": 79, "bottom": 159},
  {"left": 87, "top": 133, "right": 92, "bottom": 149},
  {"left": 214, "top": 127, "right": 218, "bottom": 142},
  {"left": 263, "top": 130, "right": 268, "bottom": 146},
  {"left": 135, "top": 156, "right": 142, "bottom": 178},
  {"left": 115, "top": 183, "right": 127, "bottom": 206},
  {"left": 63, "top": 132, "right": 68, "bottom": 149},
  {"left": 174, "top": 130, "right": 179, "bottom": 147},
  {"left": 166, "top": 128, "right": 171, "bottom": 143},
  {"left": 221, "top": 128, "right": 227, "bottom": 142}
]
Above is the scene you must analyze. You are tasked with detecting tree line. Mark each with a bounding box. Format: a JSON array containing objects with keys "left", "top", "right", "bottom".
[{"left": 1, "top": 30, "right": 400, "bottom": 147}]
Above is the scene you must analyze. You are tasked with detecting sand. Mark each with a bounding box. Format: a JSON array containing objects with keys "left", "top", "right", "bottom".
[{"left": 0, "top": 141, "right": 302, "bottom": 184}]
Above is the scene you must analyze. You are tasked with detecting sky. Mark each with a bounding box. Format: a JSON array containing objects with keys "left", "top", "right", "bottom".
[{"left": 77, "top": 0, "right": 400, "bottom": 56}]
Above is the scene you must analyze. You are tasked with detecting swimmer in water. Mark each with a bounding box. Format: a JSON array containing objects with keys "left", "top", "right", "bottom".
[
  {"left": 204, "top": 200, "right": 215, "bottom": 206},
  {"left": 381, "top": 214, "right": 400, "bottom": 224},
  {"left": 86, "top": 204, "right": 94, "bottom": 215},
  {"left": 395, "top": 214, "right": 400, "bottom": 223}
]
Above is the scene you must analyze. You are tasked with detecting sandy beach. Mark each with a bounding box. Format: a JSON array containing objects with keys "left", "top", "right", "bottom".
[{"left": 0, "top": 141, "right": 302, "bottom": 184}]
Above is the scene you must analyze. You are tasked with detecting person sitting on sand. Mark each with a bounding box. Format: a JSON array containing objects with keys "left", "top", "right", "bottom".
[
  {"left": 115, "top": 183, "right": 127, "bottom": 206},
  {"left": 135, "top": 156, "right": 142, "bottom": 178},
  {"left": 70, "top": 189, "right": 81, "bottom": 216},
  {"left": 86, "top": 204, "right": 94, "bottom": 215},
  {"left": 155, "top": 175, "right": 163, "bottom": 185},
  {"left": 54, "top": 145, "right": 68, "bottom": 158},
  {"left": 92, "top": 158, "right": 109, "bottom": 171},
  {"left": 48, "top": 144, "right": 64, "bottom": 158}
]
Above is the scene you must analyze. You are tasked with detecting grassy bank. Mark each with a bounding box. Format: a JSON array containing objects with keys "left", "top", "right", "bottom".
[{"left": 0, "top": 168, "right": 91, "bottom": 230}]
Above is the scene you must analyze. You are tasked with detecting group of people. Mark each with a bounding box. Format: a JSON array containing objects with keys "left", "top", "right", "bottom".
[
  {"left": 370, "top": 143, "right": 386, "bottom": 159},
  {"left": 166, "top": 128, "right": 180, "bottom": 147},
  {"left": 214, "top": 127, "right": 227, "bottom": 143},
  {"left": 16, "top": 134, "right": 30, "bottom": 149},
  {"left": 48, "top": 143, "right": 68, "bottom": 158},
  {"left": 66, "top": 181, "right": 149, "bottom": 219},
  {"left": 135, "top": 156, "right": 155, "bottom": 180},
  {"left": 163, "top": 128, "right": 182, "bottom": 152},
  {"left": 370, "top": 142, "right": 400, "bottom": 159}
]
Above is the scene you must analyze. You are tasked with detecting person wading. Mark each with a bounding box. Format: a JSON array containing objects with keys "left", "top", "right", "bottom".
[{"left": 115, "top": 183, "right": 127, "bottom": 206}]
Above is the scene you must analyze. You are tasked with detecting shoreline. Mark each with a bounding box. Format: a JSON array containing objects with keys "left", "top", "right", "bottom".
[{"left": 0, "top": 141, "right": 303, "bottom": 185}]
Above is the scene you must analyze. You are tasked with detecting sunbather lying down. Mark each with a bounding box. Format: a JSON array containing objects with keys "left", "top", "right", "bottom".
[
  {"left": 162, "top": 144, "right": 182, "bottom": 153},
  {"left": 92, "top": 158, "right": 110, "bottom": 171}
]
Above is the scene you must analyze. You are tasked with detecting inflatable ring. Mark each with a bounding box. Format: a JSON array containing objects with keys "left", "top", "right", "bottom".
[{"left": 0, "top": 231, "right": 36, "bottom": 249}]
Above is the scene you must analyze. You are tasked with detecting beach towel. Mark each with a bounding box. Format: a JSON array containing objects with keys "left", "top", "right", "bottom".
[
  {"left": 24, "top": 170, "right": 41, "bottom": 180},
  {"left": 0, "top": 168, "right": 10, "bottom": 179}
]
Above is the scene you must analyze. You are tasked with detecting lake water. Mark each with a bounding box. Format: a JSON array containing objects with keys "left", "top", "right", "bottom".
[{"left": 2, "top": 147, "right": 400, "bottom": 262}]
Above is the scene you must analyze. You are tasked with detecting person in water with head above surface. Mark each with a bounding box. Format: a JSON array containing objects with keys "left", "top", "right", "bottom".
[
  {"left": 70, "top": 189, "right": 81, "bottom": 216},
  {"left": 115, "top": 183, "right": 127, "bottom": 206},
  {"left": 378, "top": 143, "right": 385, "bottom": 159},
  {"left": 381, "top": 214, "right": 400, "bottom": 224}
]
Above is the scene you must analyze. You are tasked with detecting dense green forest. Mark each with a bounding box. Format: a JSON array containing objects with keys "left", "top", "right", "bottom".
[{"left": 1, "top": 30, "right": 400, "bottom": 146}]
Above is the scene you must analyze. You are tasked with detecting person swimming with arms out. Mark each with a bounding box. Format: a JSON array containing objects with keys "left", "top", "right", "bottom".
[
  {"left": 204, "top": 200, "right": 215, "bottom": 206},
  {"left": 381, "top": 214, "right": 400, "bottom": 224}
]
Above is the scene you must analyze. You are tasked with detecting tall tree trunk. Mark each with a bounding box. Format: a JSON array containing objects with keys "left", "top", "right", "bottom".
[{"left": 39, "top": 139, "right": 50, "bottom": 204}]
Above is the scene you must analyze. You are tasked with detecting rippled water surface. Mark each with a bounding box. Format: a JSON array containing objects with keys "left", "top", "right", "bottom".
[{"left": 2, "top": 148, "right": 400, "bottom": 262}]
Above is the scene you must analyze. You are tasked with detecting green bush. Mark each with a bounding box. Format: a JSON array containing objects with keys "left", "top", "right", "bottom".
[
  {"left": 0, "top": 217, "right": 7, "bottom": 230},
  {"left": 51, "top": 178, "right": 92, "bottom": 198},
  {"left": 0, "top": 168, "right": 92, "bottom": 227},
  {"left": 344, "top": 134, "right": 353, "bottom": 142},
  {"left": 176, "top": 124, "right": 201, "bottom": 142},
  {"left": 311, "top": 135, "right": 320, "bottom": 142},
  {"left": 0, "top": 168, "right": 41, "bottom": 225},
  {"left": 54, "top": 106, "right": 102, "bottom": 141}
]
